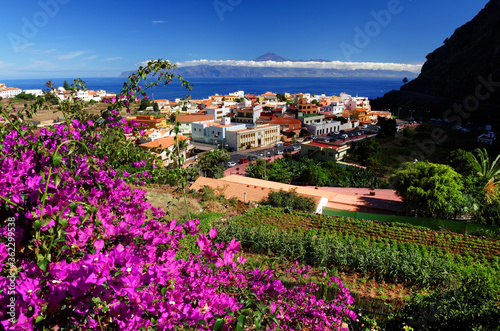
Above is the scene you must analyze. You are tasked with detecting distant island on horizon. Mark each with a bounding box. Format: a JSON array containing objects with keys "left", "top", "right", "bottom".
[{"left": 120, "top": 52, "right": 420, "bottom": 79}]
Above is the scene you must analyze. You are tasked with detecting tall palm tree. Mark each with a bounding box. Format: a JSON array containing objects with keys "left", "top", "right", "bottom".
[{"left": 474, "top": 148, "right": 500, "bottom": 203}]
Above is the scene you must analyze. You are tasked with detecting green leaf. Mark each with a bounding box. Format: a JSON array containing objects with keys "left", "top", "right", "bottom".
[
  {"left": 254, "top": 311, "right": 263, "bottom": 330},
  {"left": 38, "top": 258, "right": 48, "bottom": 271},
  {"left": 213, "top": 319, "right": 224, "bottom": 331},
  {"left": 53, "top": 154, "right": 62, "bottom": 167},
  {"left": 235, "top": 314, "right": 246, "bottom": 331},
  {"left": 35, "top": 315, "right": 45, "bottom": 323},
  {"left": 69, "top": 202, "right": 78, "bottom": 213},
  {"left": 33, "top": 219, "right": 42, "bottom": 231},
  {"left": 59, "top": 218, "right": 68, "bottom": 228},
  {"left": 53, "top": 173, "right": 61, "bottom": 188}
]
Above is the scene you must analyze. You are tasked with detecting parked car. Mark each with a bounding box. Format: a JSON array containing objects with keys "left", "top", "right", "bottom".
[
  {"left": 284, "top": 148, "right": 292, "bottom": 153},
  {"left": 239, "top": 158, "right": 249, "bottom": 163},
  {"left": 275, "top": 150, "right": 283, "bottom": 155},
  {"left": 292, "top": 145, "right": 301, "bottom": 151},
  {"left": 340, "top": 134, "right": 348, "bottom": 139},
  {"left": 226, "top": 161, "right": 237, "bottom": 167},
  {"left": 296, "top": 138, "right": 304, "bottom": 143},
  {"left": 248, "top": 155, "right": 258, "bottom": 161},
  {"left": 275, "top": 142, "right": 283, "bottom": 147},
  {"left": 284, "top": 141, "right": 291, "bottom": 145}
]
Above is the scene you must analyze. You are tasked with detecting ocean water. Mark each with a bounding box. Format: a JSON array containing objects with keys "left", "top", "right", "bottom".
[{"left": 1, "top": 77, "right": 403, "bottom": 100}]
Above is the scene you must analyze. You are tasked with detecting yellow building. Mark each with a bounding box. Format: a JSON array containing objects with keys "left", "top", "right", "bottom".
[
  {"left": 349, "top": 108, "right": 370, "bottom": 123},
  {"left": 126, "top": 115, "right": 167, "bottom": 129}
]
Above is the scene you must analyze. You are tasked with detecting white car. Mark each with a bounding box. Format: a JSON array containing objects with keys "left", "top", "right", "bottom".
[
  {"left": 226, "top": 161, "right": 237, "bottom": 167},
  {"left": 275, "top": 150, "right": 284, "bottom": 155},
  {"left": 292, "top": 145, "right": 301, "bottom": 151}
]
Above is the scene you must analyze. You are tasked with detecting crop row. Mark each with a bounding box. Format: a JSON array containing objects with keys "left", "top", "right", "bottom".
[
  {"left": 214, "top": 220, "right": 500, "bottom": 290},
  {"left": 234, "top": 207, "right": 500, "bottom": 262}
]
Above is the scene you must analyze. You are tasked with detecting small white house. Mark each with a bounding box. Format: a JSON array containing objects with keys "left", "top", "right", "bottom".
[{"left": 477, "top": 125, "right": 496, "bottom": 145}]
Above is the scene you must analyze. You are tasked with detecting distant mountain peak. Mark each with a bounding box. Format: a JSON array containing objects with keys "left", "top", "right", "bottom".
[{"left": 253, "top": 52, "right": 291, "bottom": 62}]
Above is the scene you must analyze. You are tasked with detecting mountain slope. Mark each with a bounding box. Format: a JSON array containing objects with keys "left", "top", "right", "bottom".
[
  {"left": 401, "top": 0, "right": 500, "bottom": 104},
  {"left": 253, "top": 52, "right": 292, "bottom": 62}
]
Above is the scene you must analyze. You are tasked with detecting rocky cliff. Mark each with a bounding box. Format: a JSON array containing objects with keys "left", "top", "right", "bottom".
[{"left": 401, "top": 0, "right": 500, "bottom": 104}]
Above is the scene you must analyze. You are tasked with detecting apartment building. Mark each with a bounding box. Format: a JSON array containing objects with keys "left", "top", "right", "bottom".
[{"left": 226, "top": 124, "right": 280, "bottom": 151}]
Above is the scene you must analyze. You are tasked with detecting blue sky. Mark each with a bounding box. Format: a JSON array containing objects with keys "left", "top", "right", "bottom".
[{"left": 0, "top": 0, "right": 490, "bottom": 79}]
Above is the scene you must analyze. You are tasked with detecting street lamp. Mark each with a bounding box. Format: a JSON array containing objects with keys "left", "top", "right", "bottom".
[{"left": 409, "top": 109, "right": 415, "bottom": 120}]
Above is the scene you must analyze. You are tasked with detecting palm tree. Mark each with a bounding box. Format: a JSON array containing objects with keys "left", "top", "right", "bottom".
[
  {"left": 474, "top": 148, "right": 500, "bottom": 203},
  {"left": 172, "top": 136, "right": 189, "bottom": 166}
]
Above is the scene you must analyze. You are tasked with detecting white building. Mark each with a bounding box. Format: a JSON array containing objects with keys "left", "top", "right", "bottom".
[
  {"left": 205, "top": 106, "right": 232, "bottom": 121},
  {"left": 231, "top": 90, "right": 244, "bottom": 98},
  {"left": 23, "top": 89, "right": 44, "bottom": 97},
  {"left": 305, "top": 120, "right": 342, "bottom": 136},
  {"left": 322, "top": 102, "right": 345, "bottom": 115},
  {"left": 0, "top": 83, "right": 22, "bottom": 98},
  {"left": 192, "top": 117, "right": 246, "bottom": 146},
  {"left": 477, "top": 125, "right": 496, "bottom": 145}
]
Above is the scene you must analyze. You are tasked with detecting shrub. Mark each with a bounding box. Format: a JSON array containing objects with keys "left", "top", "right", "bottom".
[
  {"left": 386, "top": 269, "right": 500, "bottom": 330},
  {"left": 261, "top": 189, "right": 316, "bottom": 212}
]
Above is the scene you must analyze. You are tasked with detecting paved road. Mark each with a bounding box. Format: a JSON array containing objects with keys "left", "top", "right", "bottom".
[{"left": 224, "top": 143, "right": 301, "bottom": 176}]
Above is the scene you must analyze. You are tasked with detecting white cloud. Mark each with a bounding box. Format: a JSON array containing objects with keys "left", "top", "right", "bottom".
[
  {"left": 58, "top": 51, "right": 86, "bottom": 60},
  {"left": 19, "top": 60, "right": 60, "bottom": 71},
  {"left": 173, "top": 59, "right": 422, "bottom": 73},
  {"left": 104, "top": 57, "right": 121, "bottom": 61},
  {"left": 152, "top": 20, "right": 165, "bottom": 24},
  {"left": 14, "top": 43, "right": 35, "bottom": 51},
  {"left": 0, "top": 61, "right": 12, "bottom": 69},
  {"left": 86, "top": 55, "right": 98, "bottom": 60}
]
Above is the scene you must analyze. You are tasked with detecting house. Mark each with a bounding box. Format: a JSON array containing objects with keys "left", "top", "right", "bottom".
[
  {"left": 298, "top": 98, "right": 319, "bottom": 115},
  {"left": 225, "top": 124, "right": 280, "bottom": 151},
  {"left": 233, "top": 104, "right": 263, "bottom": 124},
  {"left": 266, "top": 117, "right": 302, "bottom": 133},
  {"left": 349, "top": 108, "right": 371, "bottom": 123},
  {"left": 175, "top": 113, "right": 214, "bottom": 136},
  {"left": 139, "top": 135, "right": 192, "bottom": 165},
  {"left": 138, "top": 128, "right": 174, "bottom": 144},
  {"left": 477, "top": 124, "right": 496, "bottom": 145},
  {"left": 300, "top": 141, "right": 350, "bottom": 162},
  {"left": 322, "top": 102, "right": 345, "bottom": 116},
  {"left": 261, "top": 91, "right": 278, "bottom": 103}
]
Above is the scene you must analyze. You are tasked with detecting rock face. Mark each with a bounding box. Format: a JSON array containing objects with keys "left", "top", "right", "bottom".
[{"left": 401, "top": 0, "right": 500, "bottom": 104}]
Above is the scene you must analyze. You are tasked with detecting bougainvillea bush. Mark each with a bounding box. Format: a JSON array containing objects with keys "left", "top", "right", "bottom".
[{"left": 0, "top": 61, "right": 356, "bottom": 330}]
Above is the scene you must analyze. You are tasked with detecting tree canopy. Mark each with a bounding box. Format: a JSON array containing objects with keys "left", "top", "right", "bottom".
[
  {"left": 391, "top": 161, "right": 464, "bottom": 218},
  {"left": 197, "top": 149, "right": 230, "bottom": 178},
  {"left": 377, "top": 116, "right": 397, "bottom": 137}
]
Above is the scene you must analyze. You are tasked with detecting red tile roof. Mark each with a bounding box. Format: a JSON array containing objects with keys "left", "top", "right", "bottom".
[
  {"left": 176, "top": 114, "right": 213, "bottom": 122},
  {"left": 139, "top": 135, "right": 190, "bottom": 149}
]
